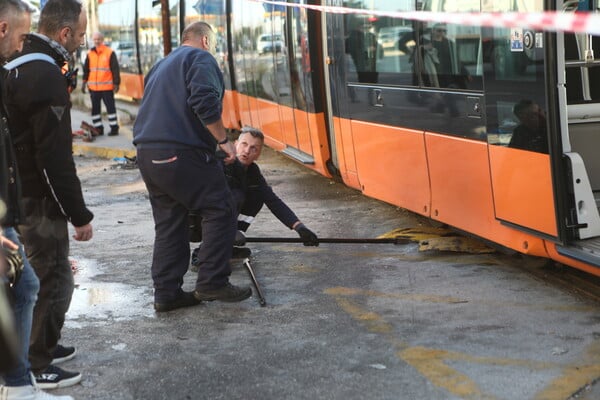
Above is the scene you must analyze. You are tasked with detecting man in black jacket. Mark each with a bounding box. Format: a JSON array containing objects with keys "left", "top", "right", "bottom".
[
  {"left": 191, "top": 127, "right": 318, "bottom": 267},
  {"left": 5, "top": 0, "right": 92, "bottom": 391},
  {"left": 0, "top": 1, "right": 66, "bottom": 399}
]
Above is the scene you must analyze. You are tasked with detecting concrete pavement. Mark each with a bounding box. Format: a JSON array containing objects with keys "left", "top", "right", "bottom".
[
  {"left": 71, "top": 94, "right": 137, "bottom": 159},
  {"left": 64, "top": 94, "right": 600, "bottom": 400}
]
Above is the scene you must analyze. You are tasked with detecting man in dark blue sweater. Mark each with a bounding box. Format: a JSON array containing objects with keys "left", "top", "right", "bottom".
[
  {"left": 133, "top": 21, "right": 252, "bottom": 312},
  {"left": 191, "top": 127, "right": 318, "bottom": 267}
]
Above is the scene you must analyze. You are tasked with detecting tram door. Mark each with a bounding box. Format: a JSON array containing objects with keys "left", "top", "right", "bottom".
[
  {"left": 322, "top": 0, "right": 361, "bottom": 189},
  {"left": 556, "top": 1, "right": 600, "bottom": 243},
  {"left": 483, "top": 0, "right": 558, "bottom": 238},
  {"left": 277, "top": 3, "right": 317, "bottom": 163}
]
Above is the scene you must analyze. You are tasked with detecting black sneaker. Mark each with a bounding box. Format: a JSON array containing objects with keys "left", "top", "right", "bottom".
[
  {"left": 154, "top": 291, "right": 201, "bottom": 312},
  {"left": 35, "top": 365, "right": 82, "bottom": 389},
  {"left": 51, "top": 345, "right": 76, "bottom": 365},
  {"left": 193, "top": 282, "right": 252, "bottom": 302},
  {"left": 232, "top": 246, "right": 251, "bottom": 259},
  {"left": 108, "top": 127, "right": 119, "bottom": 136}
]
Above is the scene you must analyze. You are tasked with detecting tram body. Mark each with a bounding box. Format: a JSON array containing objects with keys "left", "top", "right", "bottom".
[{"left": 98, "top": 0, "right": 600, "bottom": 277}]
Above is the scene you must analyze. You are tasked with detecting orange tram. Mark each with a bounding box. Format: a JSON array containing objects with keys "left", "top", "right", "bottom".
[{"left": 99, "top": 0, "right": 600, "bottom": 277}]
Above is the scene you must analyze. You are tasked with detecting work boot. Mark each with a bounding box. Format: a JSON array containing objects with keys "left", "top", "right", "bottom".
[
  {"left": 154, "top": 290, "right": 201, "bottom": 312},
  {"left": 231, "top": 246, "right": 251, "bottom": 259},
  {"left": 193, "top": 282, "right": 252, "bottom": 302},
  {"left": 108, "top": 127, "right": 119, "bottom": 136},
  {"left": 190, "top": 246, "right": 251, "bottom": 271}
]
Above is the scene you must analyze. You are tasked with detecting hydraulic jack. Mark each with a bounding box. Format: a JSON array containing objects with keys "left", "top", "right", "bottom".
[{"left": 241, "top": 236, "right": 408, "bottom": 307}]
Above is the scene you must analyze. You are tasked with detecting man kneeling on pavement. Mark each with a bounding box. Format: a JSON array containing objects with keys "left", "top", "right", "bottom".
[{"left": 190, "top": 127, "right": 319, "bottom": 270}]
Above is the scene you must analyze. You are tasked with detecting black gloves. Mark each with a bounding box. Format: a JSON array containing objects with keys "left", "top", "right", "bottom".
[{"left": 294, "top": 223, "right": 319, "bottom": 246}]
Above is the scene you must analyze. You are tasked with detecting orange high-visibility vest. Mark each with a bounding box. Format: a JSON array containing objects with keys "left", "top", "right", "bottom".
[{"left": 87, "top": 44, "right": 115, "bottom": 91}]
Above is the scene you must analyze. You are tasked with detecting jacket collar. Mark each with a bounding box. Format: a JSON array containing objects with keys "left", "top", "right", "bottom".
[{"left": 26, "top": 33, "right": 71, "bottom": 63}]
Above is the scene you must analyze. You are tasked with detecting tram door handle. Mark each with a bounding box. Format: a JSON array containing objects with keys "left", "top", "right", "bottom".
[{"left": 370, "top": 89, "right": 384, "bottom": 107}]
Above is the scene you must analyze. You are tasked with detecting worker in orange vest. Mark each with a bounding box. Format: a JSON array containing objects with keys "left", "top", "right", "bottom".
[{"left": 82, "top": 32, "right": 121, "bottom": 136}]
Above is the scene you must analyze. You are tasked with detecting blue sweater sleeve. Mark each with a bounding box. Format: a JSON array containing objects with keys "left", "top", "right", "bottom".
[{"left": 186, "top": 55, "right": 223, "bottom": 125}]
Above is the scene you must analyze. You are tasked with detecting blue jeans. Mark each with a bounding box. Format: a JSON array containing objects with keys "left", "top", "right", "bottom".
[{"left": 2, "top": 227, "right": 39, "bottom": 386}]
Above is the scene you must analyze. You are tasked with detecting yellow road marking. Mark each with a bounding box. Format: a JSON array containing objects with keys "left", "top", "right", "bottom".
[
  {"left": 535, "top": 340, "right": 600, "bottom": 400},
  {"left": 325, "top": 286, "right": 596, "bottom": 312},
  {"left": 326, "top": 287, "right": 600, "bottom": 399},
  {"left": 325, "top": 286, "right": 467, "bottom": 304}
]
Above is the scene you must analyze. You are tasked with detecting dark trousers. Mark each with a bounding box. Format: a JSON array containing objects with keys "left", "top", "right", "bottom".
[
  {"left": 90, "top": 90, "right": 118, "bottom": 130},
  {"left": 236, "top": 187, "right": 264, "bottom": 232},
  {"left": 136, "top": 147, "right": 236, "bottom": 302},
  {"left": 19, "top": 197, "right": 72, "bottom": 373}
]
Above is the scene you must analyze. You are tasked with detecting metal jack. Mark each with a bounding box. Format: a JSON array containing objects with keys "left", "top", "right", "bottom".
[
  {"left": 245, "top": 237, "right": 410, "bottom": 245},
  {"left": 240, "top": 237, "right": 408, "bottom": 307},
  {"left": 243, "top": 258, "right": 266, "bottom": 307}
]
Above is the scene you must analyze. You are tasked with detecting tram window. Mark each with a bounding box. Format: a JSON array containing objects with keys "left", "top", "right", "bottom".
[
  {"left": 343, "top": 1, "right": 416, "bottom": 86},
  {"left": 565, "top": 33, "right": 600, "bottom": 103},
  {"left": 483, "top": 0, "right": 547, "bottom": 153},
  {"left": 345, "top": 17, "right": 379, "bottom": 84},
  {"left": 420, "top": 0, "right": 483, "bottom": 91}
]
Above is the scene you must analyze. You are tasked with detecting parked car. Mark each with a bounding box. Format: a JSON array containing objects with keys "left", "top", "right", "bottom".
[
  {"left": 257, "top": 33, "right": 284, "bottom": 55},
  {"left": 377, "top": 26, "right": 413, "bottom": 51}
]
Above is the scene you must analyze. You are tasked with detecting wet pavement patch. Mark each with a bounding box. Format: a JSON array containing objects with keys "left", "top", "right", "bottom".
[{"left": 66, "top": 257, "right": 154, "bottom": 327}]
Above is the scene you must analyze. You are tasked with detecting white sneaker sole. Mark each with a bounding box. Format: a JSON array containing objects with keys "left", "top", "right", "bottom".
[{"left": 36, "top": 373, "right": 82, "bottom": 390}]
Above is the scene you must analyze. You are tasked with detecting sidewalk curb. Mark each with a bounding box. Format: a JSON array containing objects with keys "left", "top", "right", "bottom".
[
  {"left": 72, "top": 125, "right": 135, "bottom": 160},
  {"left": 72, "top": 143, "right": 136, "bottom": 159}
]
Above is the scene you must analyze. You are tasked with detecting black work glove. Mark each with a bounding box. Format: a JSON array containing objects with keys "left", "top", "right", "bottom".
[{"left": 294, "top": 223, "right": 319, "bottom": 246}]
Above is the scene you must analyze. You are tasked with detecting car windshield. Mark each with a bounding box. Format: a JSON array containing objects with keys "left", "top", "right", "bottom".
[{"left": 260, "top": 34, "right": 282, "bottom": 42}]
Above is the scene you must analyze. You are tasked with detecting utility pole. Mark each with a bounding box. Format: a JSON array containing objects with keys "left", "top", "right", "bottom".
[{"left": 160, "top": 0, "right": 172, "bottom": 56}]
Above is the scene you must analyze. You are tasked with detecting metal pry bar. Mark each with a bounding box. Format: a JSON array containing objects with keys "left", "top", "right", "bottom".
[
  {"left": 244, "top": 237, "right": 410, "bottom": 245},
  {"left": 243, "top": 258, "right": 266, "bottom": 307}
]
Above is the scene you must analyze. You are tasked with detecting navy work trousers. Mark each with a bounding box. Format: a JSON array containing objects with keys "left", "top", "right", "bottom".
[
  {"left": 236, "top": 186, "right": 264, "bottom": 232},
  {"left": 136, "top": 147, "right": 236, "bottom": 302},
  {"left": 90, "top": 90, "right": 118, "bottom": 131}
]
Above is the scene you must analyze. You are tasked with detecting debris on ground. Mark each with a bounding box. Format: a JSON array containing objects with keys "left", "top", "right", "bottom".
[{"left": 379, "top": 226, "right": 496, "bottom": 254}]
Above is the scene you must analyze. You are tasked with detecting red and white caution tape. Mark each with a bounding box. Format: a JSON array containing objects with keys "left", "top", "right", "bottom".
[{"left": 252, "top": 0, "right": 600, "bottom": 35}]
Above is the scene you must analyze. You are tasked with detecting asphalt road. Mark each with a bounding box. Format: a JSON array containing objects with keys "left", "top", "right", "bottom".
[{"left": 50, "top": 117, "right": 600, "bottom": 399}]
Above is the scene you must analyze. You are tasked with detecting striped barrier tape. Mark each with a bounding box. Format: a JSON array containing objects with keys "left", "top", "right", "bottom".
[{"left": 252, "top": 0, "right": 600, "bottom": 35}]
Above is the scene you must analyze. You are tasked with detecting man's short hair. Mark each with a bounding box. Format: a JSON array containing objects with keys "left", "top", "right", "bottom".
[
  {"left": 240, "top": 126, "right": 264, "bottom": 142},
  {"left": 513, "top": 99, "right": 535, "bottom": 119},
  {"left": 181, "top": 21, "right": 213, "bottom": 43},
  {"left": 0, "top": 0, "right": 35, "bottom": 18},
  {"left": 38, "top": 0, "right": 82, "bottom": 36}
]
